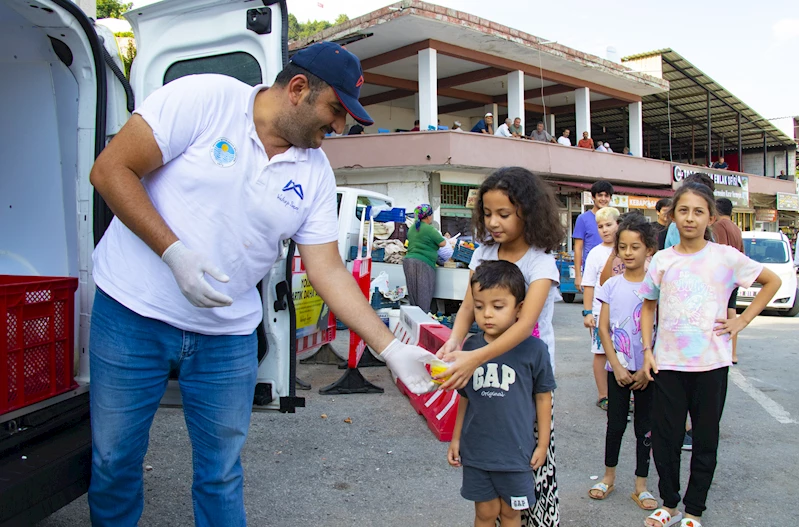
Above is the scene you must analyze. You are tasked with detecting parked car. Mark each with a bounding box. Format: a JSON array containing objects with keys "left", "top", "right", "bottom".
[{"left": 737, "top": 231, "right": 799, "bottom": 317}]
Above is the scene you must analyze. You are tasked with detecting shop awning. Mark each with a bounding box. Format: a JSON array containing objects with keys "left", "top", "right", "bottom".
[{"left": 552, "top": 181, "right": 674, "bottom": 198}]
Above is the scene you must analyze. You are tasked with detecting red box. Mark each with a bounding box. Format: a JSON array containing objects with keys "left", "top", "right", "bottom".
[{"left": 1, "top": 275, "right": 79, "bottom": 415}]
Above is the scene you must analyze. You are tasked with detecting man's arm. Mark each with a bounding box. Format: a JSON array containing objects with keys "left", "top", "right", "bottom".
[
  {"left": 573, "top": 238, "right": 584, "bottom": 290},
  {"left": 90, "top": 114, "right": 176, "bottom": 256},
  {"left": 299, "top": 241, "right": 394, "bottom": 351}
]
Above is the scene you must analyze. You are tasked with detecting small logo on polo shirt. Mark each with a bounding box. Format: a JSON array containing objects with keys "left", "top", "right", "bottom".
[
  {"left": 211, "top": 138, "right": 236, "bottom": 167},
  {"left": 282, "top": 180, "right": 304, "bottom": 200}
]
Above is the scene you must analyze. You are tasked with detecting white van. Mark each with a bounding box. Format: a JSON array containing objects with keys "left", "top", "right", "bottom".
[
  {"left": 0, "top": 0, "right": 296, "bottom": 522},
  {"left": 736, "top": 231, "right": 799, "bottom": 317}
]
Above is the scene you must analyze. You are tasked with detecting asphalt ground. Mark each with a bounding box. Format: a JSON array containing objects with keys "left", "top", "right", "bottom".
[{"left": 39, "top": 301, "right": 797, "bottom": 527}]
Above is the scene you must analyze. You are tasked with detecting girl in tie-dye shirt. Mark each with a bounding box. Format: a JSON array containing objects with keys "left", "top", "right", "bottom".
[{"left": 637, "top": 182, "right": 781, "bottom": 527}]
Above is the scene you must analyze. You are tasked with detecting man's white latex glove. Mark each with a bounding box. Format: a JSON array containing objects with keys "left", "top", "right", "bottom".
[
  {"left": 381, "top": 339, "right": 437, "bottom": 395},
  {"left": 161, "top": 241, "right": 234, "bottom": 308}
]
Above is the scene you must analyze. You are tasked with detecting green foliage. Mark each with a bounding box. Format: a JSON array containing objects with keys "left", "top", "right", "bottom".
[
  {"left": 97, "top": 0, "right": 133, "bottom": 19},
  {"left": 121, "top": 39, "right": 136, "bottom": 79},
  {"left": 288, "top": 12, "right": 349, "bottom": 42},
  {"left": 113, "top": 31, "right": 134, "bottom": 38}
]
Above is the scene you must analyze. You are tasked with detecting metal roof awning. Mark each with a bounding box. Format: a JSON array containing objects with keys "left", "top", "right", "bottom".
[
  {"left": 555, "top": 49, "right": 797, "bottom": 156},
  {"left": 553, "top": 180, "right": 673, "bottom": 198}
]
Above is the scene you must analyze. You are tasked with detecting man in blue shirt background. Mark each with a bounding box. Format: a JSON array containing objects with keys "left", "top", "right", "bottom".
[
  {"left": 573, "top": 181, "right": 614, "bottom": 290},
  {"left": 471, "top": 112, "right": 494, "bottom": 134}
]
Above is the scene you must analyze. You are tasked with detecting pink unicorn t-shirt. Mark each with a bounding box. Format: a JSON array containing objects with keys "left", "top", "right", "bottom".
[{"left": 595, "top": 275, "right": 649, "bottom": 372}]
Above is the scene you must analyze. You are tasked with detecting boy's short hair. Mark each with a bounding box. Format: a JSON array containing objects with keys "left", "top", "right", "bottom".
[
  {"left": 715, "top": 198, "right": 733, "bottom": 216},
  {"left": 470, "top": 261, "right": 526, "bottom": 305},
  {"left": 590, "top": 180, "right": 614, "bottom": 197},
  {"left": 656, "top": 198, "right": 672, "bottom": 212},
  {"left": 595, "top": 206, "right": 620, "bottom": 224}
]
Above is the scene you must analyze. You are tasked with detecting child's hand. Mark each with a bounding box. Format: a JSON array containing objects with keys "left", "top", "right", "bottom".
[
  {"left": 436, "top": 338, "right": 461, "bottom": 360},
  {"left": 530, "top": 446, "right": 547, "bottom": 470},
  {"left": 630, "top": 369, "right": 650, "bottom": 391},
  {"left": 447, "top": 441, "right": 462, "bottom": 467},
  {"left": 642, "top": 350, "right": 658, "bottom": 381},
  {"left": 583, "top": 314, "right": 595, "bottom": 329},
  {"left": 714, "top": 315, "right": 748, "bottom": 339},
  {"left": 612, "top": 364, "right": 634, "bottom": 387},
  {"left": 437, "top": 350, "right": 481, "bottom": 391}
]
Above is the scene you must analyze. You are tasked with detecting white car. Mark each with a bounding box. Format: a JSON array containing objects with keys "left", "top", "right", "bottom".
[{"left": 737, "top": 231, "right": 799, "bottom": 317}]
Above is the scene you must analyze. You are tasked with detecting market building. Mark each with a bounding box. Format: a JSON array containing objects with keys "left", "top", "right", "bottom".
[{"left": 290, "top": 1, "right": 798, "bottom": 243}]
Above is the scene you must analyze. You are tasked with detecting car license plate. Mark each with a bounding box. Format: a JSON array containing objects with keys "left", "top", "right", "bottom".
[
  {"left": 739, "top": 289, "right": 756, "bottom": 298},
  {"left": 569, "top": 265, "right": 575, "bottom": 279}
]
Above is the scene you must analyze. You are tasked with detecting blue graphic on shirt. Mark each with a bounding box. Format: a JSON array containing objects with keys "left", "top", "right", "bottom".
[
  {"left": 211, "top": 138, "right": 236, "bottom": 167},
  {"left": 282, "top": 180, "right": 304, "bottom": 200}
]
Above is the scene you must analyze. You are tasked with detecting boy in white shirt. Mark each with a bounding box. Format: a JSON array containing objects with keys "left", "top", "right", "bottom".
[{"left": 581, "top": 206, "right": 620, "bottom": 411}]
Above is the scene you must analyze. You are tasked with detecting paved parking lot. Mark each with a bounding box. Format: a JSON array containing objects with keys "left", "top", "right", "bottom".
[{"left": 39, "top": 301, "right": 797, "bottom": 526}]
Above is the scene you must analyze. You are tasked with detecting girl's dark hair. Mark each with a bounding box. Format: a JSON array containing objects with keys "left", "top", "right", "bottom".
[
  {"left": 670, "top": 182, "right": 717, "bottom": 241},
  {"left": 472, "top": 167, "right": 565, "bottom": 252},
  {"left": 615, "top": 214, "right": 657, "bottom": 252}
]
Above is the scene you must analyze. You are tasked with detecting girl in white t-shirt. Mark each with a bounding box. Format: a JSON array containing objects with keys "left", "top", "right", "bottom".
[
  {"left": 436, "top": 166, "right": 564, "bottom": 527},
  {"left": 581, "top": 206, "right": 620, "bottom": 411}
]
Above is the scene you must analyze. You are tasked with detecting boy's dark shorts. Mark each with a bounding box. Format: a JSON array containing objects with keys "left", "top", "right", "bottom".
[
  {"left": 461, "top": 466, "right": 536, "bottom": 510},
  {"left": 727, "top": 287, "right": 739, "bottom": 310}
]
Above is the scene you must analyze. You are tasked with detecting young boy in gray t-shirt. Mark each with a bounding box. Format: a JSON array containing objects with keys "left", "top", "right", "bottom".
[{"left": 447, "top": 261, "right": 556, "bottom": 527}]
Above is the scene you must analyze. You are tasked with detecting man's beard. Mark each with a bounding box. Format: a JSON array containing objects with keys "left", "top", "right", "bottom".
[{"left": 275, "top": 105, "right": 332, "bottom": 149}]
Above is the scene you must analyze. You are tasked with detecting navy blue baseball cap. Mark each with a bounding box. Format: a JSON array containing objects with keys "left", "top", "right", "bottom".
[{"left": 290, "top": 41, "right": 374, "bottom": 126}]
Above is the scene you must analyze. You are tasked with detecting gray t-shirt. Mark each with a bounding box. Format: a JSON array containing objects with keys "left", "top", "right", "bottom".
[
  {"left": 470, "top": 244, "right": 560, "bottom": 370},
  {"left": 458, "top": 333, "right": 557, "bottom": 472},
  {"left": 530, "top": 129, "right": 553, "bottom": 142}
]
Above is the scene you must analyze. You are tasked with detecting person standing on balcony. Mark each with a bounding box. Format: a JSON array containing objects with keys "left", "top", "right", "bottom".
[
  {"left": 578, "top": 131, "right": 594, "bottom": 149},
  {"left": 471, "top": 113, "right": 494, "bottom": 134},
  {"left": 530, "top": 121, "right": 557, "bottom": 143},
  {"left": 711, "top": 156, "right": 728, "bottom": 169},
  {"left": 557, "top": 129, "right": 572, "bottom": 146},
  {"left": 452, "top": 120, "right": 465, "bottom": 132},
  {"left": 403, "top": 204, "right": 447, "bottom": 312},
  {"left": 596, "top": 142, "right": 608, "bottom": 152},
  {"left": 410, "top": 119, "right": 421, "bottom": 132},
  {"left": 573, "top": 181, "right": 614, "bottom": 291},
  {"left": 510, "top": 117, "right": 524, "bottom": 138},
  {"left": 495, "top": 118, "right": 513, "bottom": 137}
]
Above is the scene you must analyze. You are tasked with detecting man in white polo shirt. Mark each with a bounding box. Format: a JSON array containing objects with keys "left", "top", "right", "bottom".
[{"left": 88, "top": 42, "right": 436, "bottom": 526}]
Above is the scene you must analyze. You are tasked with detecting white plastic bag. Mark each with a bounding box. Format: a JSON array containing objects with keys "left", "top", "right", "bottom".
[{"left": 370, "top": 271, "right": 390, "bottom": 295}]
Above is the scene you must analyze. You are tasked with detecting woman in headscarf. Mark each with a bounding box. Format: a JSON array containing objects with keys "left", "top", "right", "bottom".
[{"left": 402, "top": 204, "right": 447, "bottom": 312}]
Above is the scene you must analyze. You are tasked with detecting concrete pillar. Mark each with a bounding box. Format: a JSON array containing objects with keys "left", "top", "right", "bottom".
[
  {"left": 418, "top": 48, "right": 438, "bottom": 131},
  {"left": 574, "top": 87, "right": 591, "bottom": 143},
  {"left": 628, "top": 101, "right": 643, "bottom": 157},
  {"left": 507, "top": 70, "right": 525, "bottom": 131},
  {"left": 547, "top": 114, "right": 556, "bottom": 136}
]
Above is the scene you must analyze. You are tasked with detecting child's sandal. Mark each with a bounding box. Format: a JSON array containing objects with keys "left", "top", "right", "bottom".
[
  {"left": 631, "top": 491, "right": 658, "bottom": 510},
  {"left": 680, "top": 520, "right": 702, "bottom": 527},
  {"left": 644, "top": 508, "right": 683, "bottom": 527},
  {"left": 588, "top": 482, "right": 614, "bottom": 500}
]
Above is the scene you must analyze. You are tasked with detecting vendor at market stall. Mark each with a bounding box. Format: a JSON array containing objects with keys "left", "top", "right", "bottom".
[{"left": 403, "top": 204, "right": 447, "bottom": 312}]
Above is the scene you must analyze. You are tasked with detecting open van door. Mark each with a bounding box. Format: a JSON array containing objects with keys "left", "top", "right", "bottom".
[{"left": 122, "top": 0, "right": 301, "bottom": 412}]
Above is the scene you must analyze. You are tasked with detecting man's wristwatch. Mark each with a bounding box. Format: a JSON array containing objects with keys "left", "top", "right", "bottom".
[{"left": 582, "top": 310, "right": 592, "bottom": 317}]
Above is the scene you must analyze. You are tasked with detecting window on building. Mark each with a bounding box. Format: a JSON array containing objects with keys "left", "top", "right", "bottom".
[{"left": 164, "top": 52, "right": 262, "bottom": 87}]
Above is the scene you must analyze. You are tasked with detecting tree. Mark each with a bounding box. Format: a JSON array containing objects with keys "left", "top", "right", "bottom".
[
  {"left": 288, "top": 13, "right": 349, "bottom": 42},
  {"left": 97, "top": 0, "right": 133, "bottom": 19}
]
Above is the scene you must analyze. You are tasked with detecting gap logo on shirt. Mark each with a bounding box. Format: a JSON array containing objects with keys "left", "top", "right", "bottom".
[
  {"left": 473, "top": 363, "right": 516, "bottom": 397},
  {"left": 210, "top": 138, "right": 236, "bottom": 167}
]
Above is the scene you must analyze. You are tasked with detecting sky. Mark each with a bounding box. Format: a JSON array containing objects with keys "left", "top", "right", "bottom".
[{"left": 132, "top": 0, "right": 799, "bottom": 137}]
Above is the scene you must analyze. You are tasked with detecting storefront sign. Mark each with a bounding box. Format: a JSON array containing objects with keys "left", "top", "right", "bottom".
[
  {"left": 777, "top": 192, "right": 799, "bottom": 212},
  {"left": 755, "top": 209, "right": 778, "bottom": 222},
  {"left": 582, "top": 192, "right": 628, "bottom": 208},
  {"left": 628, "top": 195, "right": 660, "bottom": 209},
  {"left": 672, "top": 165, "right": 749, "bottom": 208},
  {"left": 465, "top": 188, "right": 478, "bottom": 209}
]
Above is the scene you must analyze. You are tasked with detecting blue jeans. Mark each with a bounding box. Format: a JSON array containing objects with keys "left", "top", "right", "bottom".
[{"left": 88, "top": 288, "right": 257, "bottom": 526}]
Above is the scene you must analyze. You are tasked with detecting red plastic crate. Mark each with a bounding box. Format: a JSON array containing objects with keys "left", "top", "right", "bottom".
[{"left": 1, "top": 275, "right": 79, "bottom": 415}]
